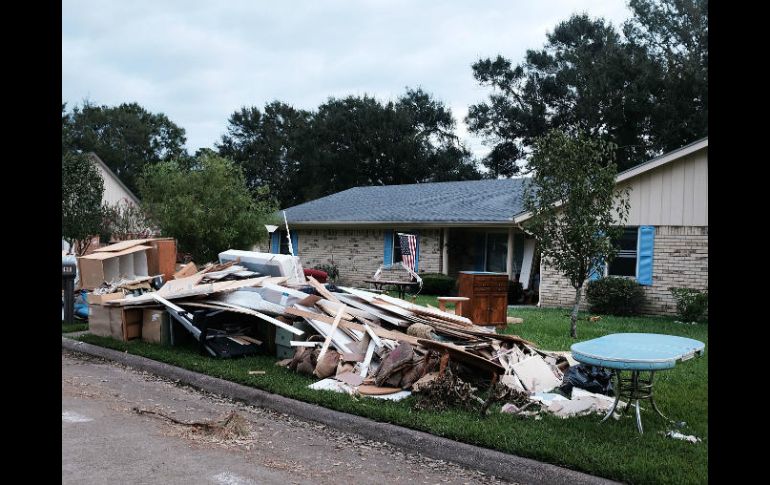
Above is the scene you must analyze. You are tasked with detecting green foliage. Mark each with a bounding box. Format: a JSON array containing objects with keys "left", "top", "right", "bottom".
[
  {"left": 219, "top": 88, "right": 481, "bottom": 208},
  {"left": 137, "top": 153, "right": 277, "bottom": 263},
  {"left": 523, "top": 130, "right": 630, "bottom": 337},
  {"left": 418, "top": 273, "right": 456, "bottom": 295},
  {"left": 63, "top": 101, "right": 188, "bottom": 193},
  {"left": 313, "top": 263, "right": 340, "bottom": 282},
  {"left": 669, "top": 287, "right": 708, "bottom": 323},
  {"left": 62, "top": 152, "right": 105, "bottom": 254},
  {"left": 467, "top": 1, "right": 708, "bottom": 174},
  {"left": 101, "top": 199, "right": 155, "bottom": 241},
  {"left": 586, "top": 277, "right": 645, "bottom": 316}
]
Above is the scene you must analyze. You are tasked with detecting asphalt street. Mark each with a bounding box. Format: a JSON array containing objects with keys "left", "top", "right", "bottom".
[{"left": 62, "top": 350, "right": 512, "bottom": 485}]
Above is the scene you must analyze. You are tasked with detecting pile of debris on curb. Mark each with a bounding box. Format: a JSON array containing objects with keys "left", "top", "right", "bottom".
[{"left": 72, "top": 240, "right": 617, "bottom": 418}]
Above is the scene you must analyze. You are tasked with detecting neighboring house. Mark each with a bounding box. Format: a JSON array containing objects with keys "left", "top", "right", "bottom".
[
  {"left": 520, "top": 137, "right": 708, "bottom": 316},
  {"left": 270, "top": 137, "right": 707, "bottom": 316},
  {"left": 89, "top": 153, "right": 141, "bottom": 207}
]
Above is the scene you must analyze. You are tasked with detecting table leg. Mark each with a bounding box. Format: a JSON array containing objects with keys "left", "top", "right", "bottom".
[
  {"left": 648, "top": 371, "right": 672, "bottom": 422},
  {"left": 635, "top": 398, "right": 643, "bottom": 434},
  {"left": 601, "top": 370, "right": 622, "bottom": 423}
]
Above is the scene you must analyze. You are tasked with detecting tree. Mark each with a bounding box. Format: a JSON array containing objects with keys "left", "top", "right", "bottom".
[
  {"left": 63, "top": 101, "right": 188, "bottom": 193},
  {"left": 62, "top": 152, "right": 105, "bottom": 255},
  {"left": 217, "top": 101, "right": 313, "bottom": 208},
  {"left": 624, "top": 0, "right": 708, "bottom": 151},
  {"left": 522, "top": 130, "right": 630, "bottom": 338},
  {"left": 137, "top": 153, "right": 277, "bottom": 263},
  {"left": 468, "top": 1, "right": 707, "bottom": 174},
  {"left": 101, "top": 199, "right": 156, "bottom": 242},
  {"left": 467, "top": 15, "right": 657, "bottom": 175}
]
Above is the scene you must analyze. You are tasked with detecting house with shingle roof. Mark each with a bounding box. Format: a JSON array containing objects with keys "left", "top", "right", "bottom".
[{"left": 265, "top": 137, "right": 707, "bottom": 316}]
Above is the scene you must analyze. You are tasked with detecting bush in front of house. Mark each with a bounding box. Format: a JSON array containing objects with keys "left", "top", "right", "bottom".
[
  {"left": 669, "top": 287, "right": 708, "bottom": 323},
  {"left": 419, "top": 273, "right": 456, "bottom": 295},
  {"left": 314, "top": 263, "right": 339, "bottom": 282},
  {"left": 585, "top": 277, "right": 645, "bottom": 316}
]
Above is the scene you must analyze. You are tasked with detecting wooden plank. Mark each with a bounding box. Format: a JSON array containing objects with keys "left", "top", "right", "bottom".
[
  {"left": 417, "top": 339, "right": 505, "bottom": 375},
  {"left": 318, "top": 304, "right": 346, "bottom": 360},
  {"left": 290, "top": 341, "right": 320, "bottom": 347},
  {"left": 238, "top": 336, "right": 262, "bottom": 345},
  {"left": 285, "top": 307, "right": 421, "bottom": 345},
  {"left": 317, "top": 299, "right": 355, "bottom": 320},
  {"left": 376, "top": 293, "right": 474, "bottom": 327},
  {"left": 307, "top": 275, "right": 340, "bottom": 302},
  {"left": 360, "top": 339, "right": 376, "bottom": 377}
]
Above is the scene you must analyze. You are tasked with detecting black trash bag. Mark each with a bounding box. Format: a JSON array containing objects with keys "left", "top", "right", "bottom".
[{"left": 559, "top": 364, "right": 614, "bottom": 396}]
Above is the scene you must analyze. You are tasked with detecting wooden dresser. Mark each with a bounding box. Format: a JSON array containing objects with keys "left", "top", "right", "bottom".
[{"left": 457, "top": 272, "right": 508, "bottom": 326}]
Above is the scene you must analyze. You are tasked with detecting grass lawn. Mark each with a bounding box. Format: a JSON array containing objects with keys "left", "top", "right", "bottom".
[
  {"left": 72, "top": 300, "right": 707, "bottom": 485},
  {"left": 62, "top": 321, "right": 88, "bottom": 333}
]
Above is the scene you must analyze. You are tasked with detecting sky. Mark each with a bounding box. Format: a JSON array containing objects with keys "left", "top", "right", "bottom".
[{"left": 62, "top": 0, "right": 634, "bottom": 160}]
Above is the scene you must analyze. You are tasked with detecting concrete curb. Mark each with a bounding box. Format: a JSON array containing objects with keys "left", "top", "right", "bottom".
[{"left": 62, "top": 337, "right": 620, "bottom": 485}]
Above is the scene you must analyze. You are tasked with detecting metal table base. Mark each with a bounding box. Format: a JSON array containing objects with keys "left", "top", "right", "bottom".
[{"left": 601, "top": 369, "right": 672, "bottom": 433}]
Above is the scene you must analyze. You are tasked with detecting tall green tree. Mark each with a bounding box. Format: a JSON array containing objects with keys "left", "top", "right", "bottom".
[
  {"left": 63, "top": 101, "right": 188, "bottom": 193},
  {"left": 624, "top": 0, "right": 708, "bottom": 151},
  {"left": 522, "top": 130, "right": 630, "bottom": 338},
  {"left": 62, "top": 152, "right": 105, "bottom": 255},
  {"left": 217, "top": 101, "right": 313, "bottom": 208},
  {"left": 137, "top": 153, "right": 276, "bottom": 263},
  {"left": 468, "top": 0, "right": 707, "bottom": 175}
]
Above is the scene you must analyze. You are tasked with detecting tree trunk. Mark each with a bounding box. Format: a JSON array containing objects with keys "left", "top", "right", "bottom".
[{"left": 570, "top": 284, "right": 582, "bottom": 339}]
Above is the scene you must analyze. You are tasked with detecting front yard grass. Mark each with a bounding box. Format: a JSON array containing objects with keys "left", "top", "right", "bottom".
[{"left": 72, "top": 304, "right": 707, "bottom": 485}]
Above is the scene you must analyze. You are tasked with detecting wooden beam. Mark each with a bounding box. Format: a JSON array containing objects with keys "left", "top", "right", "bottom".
[{"left": 318, "top": 304, "right": 346, "bottom": 360}]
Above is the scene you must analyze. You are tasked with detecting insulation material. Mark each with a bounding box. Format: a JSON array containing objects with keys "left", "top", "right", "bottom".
[{"left": 511, "top": 356, "right": 562, "bottom": 393}]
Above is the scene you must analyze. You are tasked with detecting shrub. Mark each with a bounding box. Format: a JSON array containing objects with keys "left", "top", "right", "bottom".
[
  {"left": 314, "top": 263, "right": 339, "bottom": 282},
  {"left": 585, "top": 277, "right": 645, "bottom": 316},
  {"left": 419, "top": 273, "right": 456, "bottom": 295},
  {"left": 669, "top": 287, "right": 708, "bottom": 323}
]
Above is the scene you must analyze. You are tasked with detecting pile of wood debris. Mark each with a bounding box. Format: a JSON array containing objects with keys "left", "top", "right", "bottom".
[{"left": 101, "top": 265, "right": 614, "bottom": 417}]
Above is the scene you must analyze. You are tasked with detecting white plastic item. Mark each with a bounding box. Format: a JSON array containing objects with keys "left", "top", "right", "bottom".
[{"left": 218, "top": 249, "right": 306, "bottom": 285}]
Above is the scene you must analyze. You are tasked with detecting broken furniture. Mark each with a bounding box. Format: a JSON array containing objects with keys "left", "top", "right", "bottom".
[
  {"left": 457, "top": 271, "right": 508, "bottom": 327},
  {"left": 571, "top": 333, "right": 705, "bottom": 433},
  {"left": 436, "top": 296, "right": 469, "bottom": 315},
  {"left": 363, "top": 279, "right": 419, "bottom": 299}
]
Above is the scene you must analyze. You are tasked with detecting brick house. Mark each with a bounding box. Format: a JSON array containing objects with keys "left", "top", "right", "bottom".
[{"left": 266, "top": 137, "right": 707, "bottom": 316}]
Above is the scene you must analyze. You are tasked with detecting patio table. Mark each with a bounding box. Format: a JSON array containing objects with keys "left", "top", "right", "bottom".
[
  {"left": 570, "top": 333, "right": 705, "bottom": 433},
  {"left": 363, "top": 279, "right": 419, "bottom": 299}
]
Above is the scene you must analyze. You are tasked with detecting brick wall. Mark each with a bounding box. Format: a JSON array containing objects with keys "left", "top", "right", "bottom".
[
  {"left": 539, "top": 226, "right": 708, "bottom": 316},
  {"left": 262, "top": 228, "right": 442, "bottom": 286}
]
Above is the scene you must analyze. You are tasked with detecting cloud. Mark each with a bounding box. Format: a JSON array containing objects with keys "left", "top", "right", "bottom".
[{"left": 62, "top": 0, "right": 633, "bottom": 159}]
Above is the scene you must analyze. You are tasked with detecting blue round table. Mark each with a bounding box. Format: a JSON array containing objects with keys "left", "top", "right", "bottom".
[{"left": 571, "top": 333, "right": 705, "bottom": 433}]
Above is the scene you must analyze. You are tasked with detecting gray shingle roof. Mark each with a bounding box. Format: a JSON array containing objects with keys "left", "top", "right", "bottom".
[{"left": 283, "top": 178, "right": 530, "bottom": 223}]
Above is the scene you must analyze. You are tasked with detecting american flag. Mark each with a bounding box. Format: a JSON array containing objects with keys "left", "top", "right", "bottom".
[{"left": 398, "top": 233, "right": 417, "bottom": 272}]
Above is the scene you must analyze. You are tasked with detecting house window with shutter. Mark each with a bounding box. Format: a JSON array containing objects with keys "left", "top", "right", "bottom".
[{"left": 607, "top": 227, "right": 639, "bottom": 277}]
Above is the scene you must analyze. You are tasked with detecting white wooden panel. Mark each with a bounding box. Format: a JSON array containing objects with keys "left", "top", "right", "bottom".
[{"left": 668, "top": 158, "right": 686, "bottom": 226}]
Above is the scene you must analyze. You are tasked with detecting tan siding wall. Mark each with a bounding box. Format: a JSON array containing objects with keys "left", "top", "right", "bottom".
[
  {"left": 616, "top": 149, "right": 708, "bottom": 226},
  {"left": 95, "top": 163, "right": 138, "bottom": 207},
  {"left": 539, "top": 226, "right": 708, "bottom": 316},
  {"left": 258, "top": 228, "right": 442, "bottom": 286}
]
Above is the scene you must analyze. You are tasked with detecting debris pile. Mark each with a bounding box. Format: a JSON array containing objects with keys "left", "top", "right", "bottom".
[{"left": 77, "top": 242, "right": 616, "bottom": 418}]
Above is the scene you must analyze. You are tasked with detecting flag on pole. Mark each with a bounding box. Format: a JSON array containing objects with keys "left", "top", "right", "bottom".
[{"left": 398, "top": 233, "right": 417, "bottom": 272}]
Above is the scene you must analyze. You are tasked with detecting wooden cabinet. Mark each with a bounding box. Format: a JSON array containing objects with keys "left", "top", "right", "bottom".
[{"left": 457, "top": 272, "right": 508, "bottom": 326}]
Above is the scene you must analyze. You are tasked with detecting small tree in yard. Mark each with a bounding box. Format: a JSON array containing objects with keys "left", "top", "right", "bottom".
[
  {"left": 523, "top": 130, "right": 630, "bottom": 338},
  {"left": 62, "top": 152, "right": 105, "bottom": 255},
  {"left": 137, "top": 153, "right": 276, "bottom": 263}
]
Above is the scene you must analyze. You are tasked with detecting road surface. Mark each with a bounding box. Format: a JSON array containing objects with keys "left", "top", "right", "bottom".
[{"left": 62, "top": 351, "right": 512, "bottom": 484}]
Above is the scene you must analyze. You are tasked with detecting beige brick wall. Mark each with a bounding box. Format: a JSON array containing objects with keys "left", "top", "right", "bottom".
[
  {"left": 539, "top": 226, "right": 708, "bottom": 316},
  {"left": 259, "top": 228, "right": 442, "bottom": 286}
]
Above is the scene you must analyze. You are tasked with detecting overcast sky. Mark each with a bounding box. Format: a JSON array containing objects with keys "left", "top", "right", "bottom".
[{"left": 62, "top": 0, "right": 633, "bottom": 159}]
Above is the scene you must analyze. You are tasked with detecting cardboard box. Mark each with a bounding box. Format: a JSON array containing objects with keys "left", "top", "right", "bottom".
[
  {"left": 87, "top": 292, "right": 124, "bottom": 305},
  {"left": 173, "top": 262, "right": 198, "bottom": 279},
  {"left": 142, "top": 309, "right": 169, "bottom": 345},
  {"left": 87, "top": 305, "right": 143, "bottom": 341},
  {"left": 77, "top": 245, "right": 151, "bottom": 289}
]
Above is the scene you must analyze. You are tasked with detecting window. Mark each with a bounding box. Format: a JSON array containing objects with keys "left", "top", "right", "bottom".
[
  {"left": 391, "top": 232, "right": 417, "bottom": 264},
  {"left": 485, "top": 233, "right": 508, "bottom": 273},
  {"left": 607, "top": 227, "right": 638, "bottom": 277}
]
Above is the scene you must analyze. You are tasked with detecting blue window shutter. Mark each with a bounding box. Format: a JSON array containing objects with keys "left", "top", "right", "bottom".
[
  {"left": 270, "top": 232, "right": 280, "bottom": 254},
  {"left": 384, "top": 230, "right": 394, "bottom": 264},
  {"left": 290, "top": 232, "right": 299, "bottom": 256},
  {"left": 589, "top": 258, "right": 604, "bottom": 281},
  {"left": 414, "top": 232, "right": 420, "bottom": 272},
  {"left": 637, "top": 226, "right": 655, "bottom": 285},
  {"left": 474, "top": 233, "right": 486, "bottom": 271}
]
